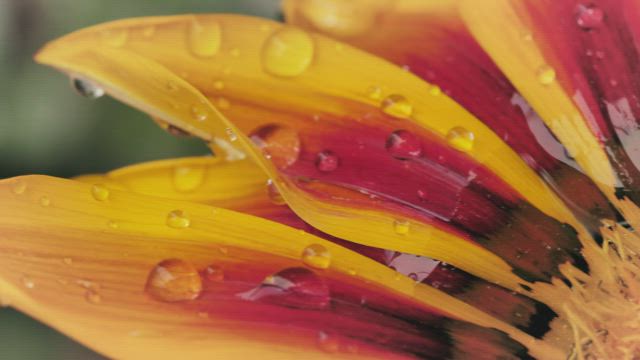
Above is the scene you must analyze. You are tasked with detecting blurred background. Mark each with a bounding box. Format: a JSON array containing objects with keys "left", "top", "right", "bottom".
[{"left": 0, "top": 0, "right": 280, "bottom": 358}]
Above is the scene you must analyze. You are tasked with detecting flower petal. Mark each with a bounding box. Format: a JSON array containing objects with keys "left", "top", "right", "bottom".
[
  {"left": 283, "top": 0, "right": 617, "bottom": 232},
  {"left": 35, "top": 15, "right": 587, "bottom": 288},
  {"left": 0, "top": 175, "right": 555, "bottom": 359}
]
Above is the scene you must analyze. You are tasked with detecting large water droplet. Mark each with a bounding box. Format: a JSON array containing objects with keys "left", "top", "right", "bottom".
[
  {"left": 173, "top": 166, "right": 205, "bottom": 192},
  {"left": 536, "top": 65, "right": 556, "bottom": 85},
  {"left": 146, "top": 259, "right": 202, "bottom": 302},
  {"left": 576, "top": 4, "right": 604, "bottom": 30},
  {"left": 239, "top": 267, "right": 329, "bottom": 310},
  {"left": 100, "top": 28, "right": 128, "bottom": 47},
  {"left": 250, "top": 125, "right": 301, "bottom": 169},
  {"left": 187, "top": 18, "right": 221, "bottom": 57},
  {"left": 71, "top": 78, "right": 105, "bottom": 99},
  {"left": 381, "top": 94, "right": 413, "bottom": 119},
  {"left": 166, "top": 210, "right": 191, "bottom": 229},
  {"left": 301, "top": 244, "right": 331, "bottom": 269},
  {"left": 262, "top": 27, "right": 314, "bottom": 77},
  {"left": 266, "top": 179, "right": 286, "bottom": 205},
  {"left": 446, "top": 126, "right": 475, "bottom": 152},
  {"left": 386, "top": 130, "right": 422, "bottom": 159},
  {"left": 315, "top": 150, "right": 339, "bottom": 172},
  {"left": 91, "top": 184, "right": 110, "bottom": 201}
]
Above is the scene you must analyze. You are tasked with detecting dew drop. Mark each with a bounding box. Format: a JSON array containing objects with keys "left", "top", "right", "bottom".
[
  {"left": 300, "top": 0, "right": 385, "bottom": 37},
  {"left": 367, "top": 85, "right": 383, "bottom": 101},
  {"left": 203, "top": 265, "right": 224, "bottom": 283},
  {"left": 317, "top": 331, "right": 340, "bottom": 353},
  {"left": 216, "top": 97, "right": 230, "bottom": 109},
  {"left": 429, "top": 85, "right": 442, "bottom": 96},
  {"left": 173, "top": 166, "right": 205, "bottom": 192},
  {"left": 446, "top": 126, "right": 475, "bottom": 152},
  {"left": 315, "top": 150, "right": 339, "bottom": 172},
  {"left": 266, "top": 179, "right": 286, "bottom": 205},
  {"left": 576, "top": 4, "right": 604, "bottom": 30},
  {"left": 213, "top": 80, "right": 225, "bottom": 90},
  {"left": 63, "top": 257, "right": 73, "bottom": 265},
  {"left": 262, "top": 27, "right": 314, "bottom": 77},
  {"left": 146, "top": 259, "right": 202, "bottom": 302},
  {"left": 250, "top": 125, "right": 301, "bottom": 169},
  {"left": 21, "top": 276, "right": 34, "bottom": 289},
  {"left": 107, "top": 220, "right": 119, "bottom": 229},
  {"left": 187, "top": 18, "right": 221, "bottom": 57},
  {"left": 386, "top": 130, "right": 422, "bottom": 159},
  {"left": 225, "top": 127, "right": 238, "bottom": 141},
  {"left": 71, "top": 78, "right": 105, "bottom": 99},
  {"left": 301, "top": 244, "right": 331, "bottom": 269},
  {"left": 165, "top": 80, "right": 178, "bottom": 91},
  {"left": 85, "top": 289, "right": 102, "bottom": 304},
  {"left": 100, "top": 28, "right": 128, "bottom": 47},
  {"left": 166, "top": 210, "right": 191, "bottom": 229},
  {"left": 381, "top": 94, "right": 413, "bottom": 119},
  {"left": 39, "top": 196, "right": 51, "bottom": 207},
  {"left": 536, "top": 65, "right": 556, "bottom": 85},
  {"left": 190, "top": 104, "right": 209, "bottom": 122},
  {"left": 91, "top": 184, "right": 110, "bottom": 201},
  {"left": 239, "top": 267, "right": 329, "bottom": 310},
  {"left": 393, "top": 219, "right": 410, "bottom": 235},
  {"left": 11, "top": 181, "right": 26, "bottom": 195}
]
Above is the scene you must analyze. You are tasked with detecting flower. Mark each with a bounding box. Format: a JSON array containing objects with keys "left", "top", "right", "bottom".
[{"left": 2, "top": 0, "right": 640, "bottom": 358}]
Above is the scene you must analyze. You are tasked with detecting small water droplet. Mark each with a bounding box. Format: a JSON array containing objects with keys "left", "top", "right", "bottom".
[
  {"left": 146, "top": 259, "right": 202, "bottom": 302},
  {"left": 266, "top": 179, "right": 286, "bottom": 205},
  {"left": 203, "top": 265, "right": 224, "bottom": 283},
  {"left": 71, "top": 78, "right": 105, "bottom": 99},
  {"left": 262, "top": 27, "right": 314, "bottom": 77},
  {"left": 250, "top": 125, "right": 301, "bottom": 169},
  {"left": 39, "top": 196, "right": 51, "bottom": 207},
  {"left": 165, "top": 80, "right": 178, "bottom": 91},
  {"left": 417, "top": 189, "right": 429, "bottom": 201},
  {"left": 63, "top": 257, "right": 73, "bottom": 265},
  {"left": 367, "top": 85, "right": 383, "bottom": 100},
  {"left": 107, "top": 220, "right": 119, "bottom": 229},
  {"left": 315, "top": 150, "right": 339, "bottom": 172},
  {"left": 213, "top": 80, "right": 224, "bottom": 90},
  {"left": 536, "top": 65, "right": 556, "bottom": 85},
  {"left": 166, "top": 210, "right": 191, "bottom": 229},
  {"left": 347, "top": 268, "right": 357, "bottom": 276},
  {"left": 225, "top": 127, "right": 238, "bottom": 141},
  {"left": 301, "top": 244, "right": 331, "bottom": 269},
  {"left": 21, "top": 276, "right": 34, "bottom": 289},
  {"left": 141, "top": 25, "right": 155, "bottom": 38},
  {"left": 446, "top": 126, "right": 475, "bottom": 152},
  {"left": 190, "top": 104, "right": 209, "bottom": 122},
  {"left": 11, "top": 181, "right": 26, "bottom": 195},
  {"left": 317, "top": 331, "right": 340, "bottom": 353},
  {"left": 429, "top": 85, "right": 442, "bottom": 96},
  {"left": 85, "top": 289, "right": 102, "bottom": 304},
  {"left": 91, "top": 184, "right": 110, "bottom": 201},
  {"left": 381, "top": 94, "right": 413, "bottom": 119},
  {"left": 239, "top": 267, "right": 329, "bottom": 310},
  {"left": 216, "top": 97, "right": 230, "bottom": 109},
  {"left": 386, "top": 130, "right": 422, "bottom": 159},
  {"left": 173, "top": 166, "right": 205, "bottom": 192},
  {"left": 100, "top": 28, "right": 128, "bottom": 47},
  {"left": 187, "top": 18, "right": 221, "bottom": 57},
  {"left": 576, "top": 4, "right": 604, "bottom": 30},
  {"left": 393, "top": 219, "right": 410, "bottom": 235}
]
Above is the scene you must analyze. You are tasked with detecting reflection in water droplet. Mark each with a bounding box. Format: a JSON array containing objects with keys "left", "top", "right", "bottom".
[
  {"left": 39, "top": 196, "right": 51, "bottom": 207},
  {"left": 315, "top": 150, "right": 339, "bottom": 172},
  {"left": 239, "top": 267, "right": 329, "bottom": 310},
  {"left": 191, "top": 104, "right": 209, "bottom": 122},
  {"left": 166, "top": 210, "right": 191, "bottom": 229},
  {"left": 262, "top": 27, "right": 314, "bottom": 77},
  {"left": 446, "top": 126, "right": 475, "bottom": 152},
  {"left": 386, "top": 130, "right": 422, "bottom": 159},
  {"left": 71, "top": 78, "right": 105, "bottom": 99},
  {"left": 266, "top": 179, "right": 286, "bottom": 205},
  {"left": 301, "top": 244, "right": 331, "bottom": 269},
  {"left": 11, "top": 181, "right": 26, "bottom": 195},
  {"left": 576, "top": 4, "right": 604, "bottom": 30},
  {"left": 100, "top": 28, "right": 128, "bottom": 47},
  {"left": 91, "top": 184, "right": 110, "bottom": 201},
  {"left": 317, "top": 331, "right": 340, "bottom": 353},
  {"left": 173, "top": 166, "right": 205, "bottom": 192},
  {"left": 203, "top": 265, "right": 224, "bottom": 283},
  {"left": 537, "top": 65, "right": 556, "bottom": 85},
  {"left": 187, "top": 18, "right": 221, "bottom": 57},
  {"left": 381, "top": 94, "right": 413, "bottom": 119},
  {"left": 146, "top": 259, "right": 202, "bottom": 302},
  {"left": 21, "top": 276, "right": 34, "bottom": 289},
  {"left": 393, "top": 219, "right": 410, "bottom": 235},
  {"left": 250, "top": 125, "right": 301, "bottom": 169}
]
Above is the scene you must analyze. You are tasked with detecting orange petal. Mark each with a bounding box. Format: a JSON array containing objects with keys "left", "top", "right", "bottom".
[{"left": 0, "top": 175, "right": 559, "bottom": 359}]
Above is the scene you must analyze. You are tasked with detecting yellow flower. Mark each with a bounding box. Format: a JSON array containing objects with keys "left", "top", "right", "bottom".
[{"left": 2, "top": 0, "right": 640, "bottom": 358}]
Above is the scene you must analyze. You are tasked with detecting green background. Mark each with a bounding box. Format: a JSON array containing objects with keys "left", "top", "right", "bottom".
[{"left": 0, "top": 0, "right": 280, "bottom": 358}]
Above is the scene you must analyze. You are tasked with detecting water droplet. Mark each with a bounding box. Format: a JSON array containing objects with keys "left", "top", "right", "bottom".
[
  {"left": 213, "top": 80, "right": 224, "bottom": 90},
  {"left": 317, "top": 331, "right": 340, "bottom": 353},
  {"left": 576, "top": 4, "right": 604, "bottom": 30},
  {"left": 190, "top": 104, "right": 209, "bottom": 122},
  {"left": 203, "top": 265, "right": 224, "bottom": 283},
  {"left": 239, "top": 267, "right": 329, "bottom": 310},
  {"left": 250, "top": 125, "right": 301, "bottom": 169},
  {"left": 187, "top": 18, "right": 221, "bottom": 57},
  {"left": 141, "top": 25, "right": 155, "bottom": 38},
  {"left": 166, "top": 210, "right": 191, "bottom": 229},
  {"left": 262, "top": 27, "right": 314, "bottom": 77},
  {"left": 63, "top": 257, "right": 73, "bottom": 265},
  {"left": 39, "top": 196, "right": 51, "bottom": 207},
  {"left": 85, "top": 289, "right": 102, "bottom": 304},
  {"left": 367, "top": 85, "right": 383, "bottom": 100},
  {"left": 21, "top": 276, "right": 34, "bottom": 289},
  {"left": 300, "top": 0, "right": 386, "bottom": 37},
  {"left": 11, "top": 181, "right": 26, "bottom": 195},
  {"left": 393, "top": 219, "right": 410, "bottom": 235},
  {"left": 266, "top": 179, "right": 286, "bottom": 205},
  {"left": 107, "top": 220, "right": 119, "bottom": 229},
  {"left": 146, "top": 259, "right": 202, "bottom": 302},
  {"left": 301, "top": 244, "right": 331, "bottom": 269},
  {"left": 429, "top": 85, "right": 442, "bottom": 96},
  {"left": 536, "top": 65, "right": 556, "bottom": 85},
  {"left": 100, "top": 28, "right": 128, "bottom": 47},
  {"left": 315, "top": 150, "right": 339, "bottom": 172},
  {"left": 165, "top": 80, "right": 178, "bottom": 91},
  {"left": 173, "top": 166, "right": 205, "bottom": 192},
  {"left": 71, "top": 78, "right": 105, "bottom": 99},
  {"left": 347, "top": 268, "right": 357, "bottom": 276},
  {"left": 381, "top": 94, "right": 413, "bottom": 119},
  {"left": 225, "top": 127, "right": 238, "bottom": 141},
  {"left": 417, "top": 189, "right": 429, "bottom": 201},
  {"left": 386, "top": 130, "right": 422, "bottom": 159},
  {"left": 446, "top": 126, "right": 475, "bottom": 152},
  {"left": 91, "top": 184, "right": 110, "bottom": 201},
  {"left": 216, "top": 97, "right": 230, "bottom": 109}
]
